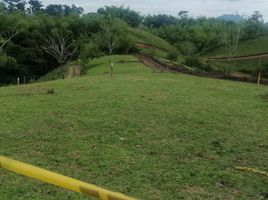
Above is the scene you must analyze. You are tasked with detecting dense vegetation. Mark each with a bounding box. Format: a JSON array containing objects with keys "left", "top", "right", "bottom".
[{"left": 0, "top": 0, "right": 268, "bottom": 84}]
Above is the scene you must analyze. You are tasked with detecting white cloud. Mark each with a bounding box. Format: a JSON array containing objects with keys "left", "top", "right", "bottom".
[{"left": 41, "top": 0, "right": 268, "bottom": 21}]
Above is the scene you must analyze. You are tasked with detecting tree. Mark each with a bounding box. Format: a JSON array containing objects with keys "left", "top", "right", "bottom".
[
  {"left": 97, "top": 6, "right": 142, "bottom": 27},
  {"left": 143, "top": 14, "right": 177, "bottom": 28},
  {"left": 3, "top": 0, "right": 26, "bottom": 12},
  {"left": 221, "top": 22, "right": 242, "bottom": 60},
  {"left": 0, "top": 2, "right": 6, "bottom": 12},
  {"left": 28, "top": 0, "right": 43, "bottom": 14},
  {"left": 93, "top": 17, "right": 119, "bottom": 55},
  {"left": 45, "top": 4, "right": 83, "bottom": 16},
  {"left": 41, "top": 34, "right": 77, "bottom": 64},
  {"left": 249, "top": 11, "right": 264, "bottom": 23},
  {"left": 0, "top": 29, "right": 21, "bottom": 53}
]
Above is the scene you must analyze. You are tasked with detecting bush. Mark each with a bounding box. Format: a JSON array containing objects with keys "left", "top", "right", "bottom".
[
  {"left": 178, "top": 41, "right": 197, "bottom": 56},
  {"left": 184, "top": 56, "right": 212, "bottom": 72},
  {"left": 184, "top": 56, "right": 202, "bottom": 67},
  {"left": 167, "top": 50, "right": 178, "bottom": 61},
  {"left": 79, "top": 42, "right": 102, "bottom": 60},
  {"left": 0, "top": 54, "right": 17, "bottom": 72}
]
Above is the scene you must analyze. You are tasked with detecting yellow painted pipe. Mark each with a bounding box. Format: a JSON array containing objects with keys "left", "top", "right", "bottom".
[{"left": 0, "top": 156, "right": 137, "bottom": 200}]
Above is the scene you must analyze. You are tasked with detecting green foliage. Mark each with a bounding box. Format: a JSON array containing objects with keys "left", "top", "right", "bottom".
[
  {"left": 0, "top": 54, "right": 17, "bottom": 71},
  {"left": 184, "top": 56, "right": 202, "bottom": 67},
  {"left": 144, "top": 14, "right": 177, "bottom": 28},
  {"left": 79, "top": 42, "right": 102, "bottom": 61},
  {"left": 0, "top": 2, "right": 5, "bottom": 13},
  {"left": 179, "top": 41, "right": 198, "bottom": 56},
  {"left": 167, "top": 50, "right": 178, "bottom": 61},
  {"left": 97, "top": 6, "right": 142, "bottom": 27}
]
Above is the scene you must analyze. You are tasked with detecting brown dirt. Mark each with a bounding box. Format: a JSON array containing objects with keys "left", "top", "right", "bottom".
[
  {"left": 135, "top": 42, "right": 169, "bottom": 52},
  {"left": 205, "top": 52, "right": 268, "bottom": 62},
  {"left": 66, "top": 65, "right": 82, "bottom": 79},
  {"left": 135, "top": 53, "right": 180, "bottom": 73}
]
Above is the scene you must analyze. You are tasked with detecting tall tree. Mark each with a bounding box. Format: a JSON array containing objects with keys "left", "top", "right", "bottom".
[
  {"left": 41, "top": 34, "right": 77, "bottom": 64},
  {"left": 221, "top": 22, "right": 242, "bottom": 60},
  {"left": 93, "top": 17, "right": 119, "bottom": 55}
]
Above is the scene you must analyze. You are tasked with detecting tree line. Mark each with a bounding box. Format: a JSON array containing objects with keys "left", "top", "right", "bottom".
[{"left": 0, "top": 0, "right": 267, "bottom": 84}]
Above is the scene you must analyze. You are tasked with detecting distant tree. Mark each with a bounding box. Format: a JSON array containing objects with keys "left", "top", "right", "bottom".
[
  {"left": 249, "top": 11, "right": 264, "bottom": 23},
  {"left": 93, "top": 17, "right": 119, "bottom": 55},
  {"left": 41, "top": 34, "right": 77, "bottom": 64},
  {"left": 28, "top": 0, "right": 43, "bottom": 14},
  {"left": 97, "top": 6, "right": 142, "bottom": 27},
  {"left": 178, "top": 10, "right": 189, "bottom": 20},
  {"left": 45, "top": 4, "right": 64, "bottom": 16},
  {"left": 144, "top": 14, "right": 177, "bottom": 28},
  {"left": 242, "top": 11, "right": 266, "bottom": 39},
  {"left": 0, "top": 2, "right": 6, "bottom": 12},
  {"left": 45, "top": 4, "right": 83, "bottom": 16},
  {"left": 70, "top": 4, "right": 84, "bottom": 15},
  {"left": 3, "top": 0, "right": 26, "bottom": 12}
]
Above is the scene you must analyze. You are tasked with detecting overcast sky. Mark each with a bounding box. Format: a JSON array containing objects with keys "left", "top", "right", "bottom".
[{"left": 42, "top": 0, "right": 268, "bottom": 21}]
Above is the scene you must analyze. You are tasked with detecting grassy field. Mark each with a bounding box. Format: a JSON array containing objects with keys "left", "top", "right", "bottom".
[
  {"left": 0, "top": 55, "right": 268, "bottom": 200},
  {"left": 204, "top": 35, "right": 268, "bottom": 57}
]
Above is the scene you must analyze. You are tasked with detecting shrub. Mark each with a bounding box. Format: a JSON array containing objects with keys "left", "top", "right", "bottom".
[
  {"left": 184, "top": 56, "right": 212, "bottom": 72},
  {"left": 167, "top": 50, "right": 178, "bottom": 61},
  {"left": 80, "top": 42, "right": 102, "bottom": 61},
  {"left": 0, "top": 54, "right": 17, "bottom": 72},
  {"left": 178, "top": 41, "right": 197, "bottom": 56}
]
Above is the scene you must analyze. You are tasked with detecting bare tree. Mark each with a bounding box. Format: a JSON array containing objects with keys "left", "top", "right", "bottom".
[
  {"left": 221, "top": 23, "right": 242, "bottom": 60},
  {"left": 41, "top": 34, "right": 77, "bottom": 64},
  {"left": 0, "top": 29, "right": 21, "bottom": 53},
  {"left": 93, "top": 18, "right": 119, "bottom": 55}
]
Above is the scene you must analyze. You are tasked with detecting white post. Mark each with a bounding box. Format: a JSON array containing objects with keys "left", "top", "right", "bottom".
[{"left": 17, "top": 77, "right": 20, "bottom": 86}]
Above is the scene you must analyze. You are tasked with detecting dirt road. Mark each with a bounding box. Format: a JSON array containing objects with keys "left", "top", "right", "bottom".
[
  {"left": 66, "top": 65, "right": 81, "bottom": 79},
  {"left": 205, "top": 52, "right": 268, "bottom": 62}
]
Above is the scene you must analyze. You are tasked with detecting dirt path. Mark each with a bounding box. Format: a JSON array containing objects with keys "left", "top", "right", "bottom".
[
  {"left": 205, "top": 52, "right": 268, "bottom": 62},
  {"left": 66, "top": 65, "right": 82, "bottom": 79},
  {"left": 135, "top": 42, "right": 169, "bottom": 52},
  {"left": 135, "top": 53, "right": 268, "bottom": 85},
  {"left": 135, "top": 54, "right": 180, "bottom": 73}
]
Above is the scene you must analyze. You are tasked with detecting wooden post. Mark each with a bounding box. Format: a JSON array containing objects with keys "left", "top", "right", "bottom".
[
  {"left": 110, "top": 61, "right": 114, "bottom": 77},
  {"left": 23, "top": 76, "right": 26, "bottom": 84},
  {"left": 257, "top": 70, "right": 261, "bottom": 85},
  {"left": 17, "top": 77, "right": 20, "bottom": 86}
]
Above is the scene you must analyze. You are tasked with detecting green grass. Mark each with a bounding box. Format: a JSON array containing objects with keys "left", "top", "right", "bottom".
[
  {"left": 0, "top": 55, "right": 268, "bottom": 200},
  {"left": 38, "top": 62, "right": 81, "bottom": 82},
  {"left": 128, "top": 28, "right": 176, "bottom": 52},
  {"left": 38, "top": 64, "right": 69, "bottom": 82},
  {"left": 204, "top": 35, "right": 268, "bottom": 57}
]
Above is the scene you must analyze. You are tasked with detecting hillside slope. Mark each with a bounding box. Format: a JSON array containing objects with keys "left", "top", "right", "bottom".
[
  {"left": 1, "top": 55, "right": 267, "bottom": 200},
  {"left": 204, "top": 35, "right": 268, "bottom": 57}
]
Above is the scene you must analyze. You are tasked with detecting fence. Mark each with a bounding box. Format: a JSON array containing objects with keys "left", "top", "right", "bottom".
[{"left": 0, "top": 156, "right": 137, "bottom": 200}]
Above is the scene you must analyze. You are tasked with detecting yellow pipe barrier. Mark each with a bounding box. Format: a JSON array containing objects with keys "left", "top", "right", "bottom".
[
  {"left": 0, "top": 156, "right": 137, "bottom": 200},
  {"left": 235, "top": 167, "right": 268, "bottom": 177}
]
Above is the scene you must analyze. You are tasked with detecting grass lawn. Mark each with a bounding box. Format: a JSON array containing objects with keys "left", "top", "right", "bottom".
[
  {"left": 203, "top": 35, "right": 268, "bottom": 57},
  {"left": 0, "top": 55, "right": 268, "bottom": 200}
]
